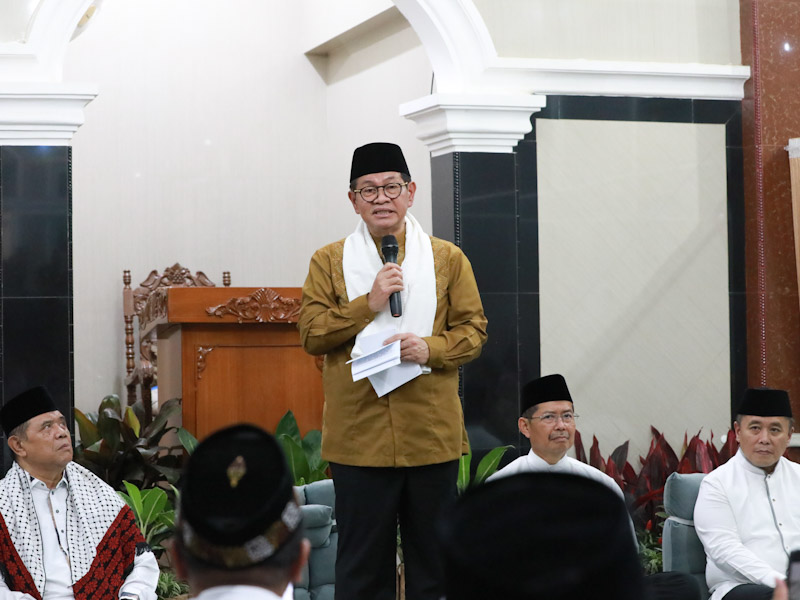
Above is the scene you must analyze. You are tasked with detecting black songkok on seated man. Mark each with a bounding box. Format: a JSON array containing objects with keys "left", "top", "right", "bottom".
[
  {"left": 437, "top": 472, "right": 645, "bottom": 600},
  {"left": 520, "top": 373, "right": 573, "bottom": 415},
  {"left": 177, "top": 423, "right": 302, "bottom": 569},
  {"left": 438, "top": 472, "right": 644, "bottom": 600},
  {"left": 736, "top": 387, "right": 793, "bottom": 418},
  {"left": 0, "top": 385, "right": 58, "bottom": 436},
  {"left": 349, "top": 142, "right": 410, "bottom": 182}
]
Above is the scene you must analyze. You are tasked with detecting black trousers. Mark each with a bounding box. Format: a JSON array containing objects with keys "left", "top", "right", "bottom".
[
  {"left": 330, "top": 460, "right": 459, "bottom": 600},
  {"left": 644, "top": 572, "right": 702, "bottom": 600},
  {"left": 722, "top": 584, "right": 774, "bottom": 600}
]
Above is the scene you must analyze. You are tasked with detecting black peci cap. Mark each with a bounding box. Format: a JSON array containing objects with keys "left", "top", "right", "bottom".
[
  {"left": 177, "top": 424, "right": 301, "bottom": 569},
  {"left": 0, "top": 387, "right": 59, "bottom": 436},
  {"left": 736, "top": 387, "right": 792, "bottom": 419},
  {"left": 520, "top": 374, "right": 573, "bottom": 416},
  {"left": 350, "top": 142, "right": 410, "bottom": 182}
]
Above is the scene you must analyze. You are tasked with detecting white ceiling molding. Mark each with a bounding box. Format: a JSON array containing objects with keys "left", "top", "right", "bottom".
[
  {"left": 393, "top": 0, "right": 751, "bottom": 154},
  {"left": 0, "top": 83, "right": 97, "bottom": 145},
  {"left": 482, "top": 58, "right": 751, "bottom": 101},
  {"left": 400, "top": 93, "right": 546, "bottom": 157}
]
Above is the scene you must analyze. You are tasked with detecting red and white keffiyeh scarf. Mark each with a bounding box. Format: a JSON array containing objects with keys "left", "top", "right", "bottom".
[{"left": 0, "top": 461, "right": 148, "bottom": 600}]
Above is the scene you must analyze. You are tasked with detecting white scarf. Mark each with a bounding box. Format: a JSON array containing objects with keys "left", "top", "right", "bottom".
[
  {"left": 343, "top": 213, "right": 436, "bottom": 359},
  {"left": 0, "top": 461, "right": 125, "bottom": 594}
]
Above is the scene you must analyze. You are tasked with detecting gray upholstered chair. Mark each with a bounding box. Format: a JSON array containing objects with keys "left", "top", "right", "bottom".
[
  {"left": 294, "top": 479, "right": 336, "bottom": 600},
  {"left": 662, "top": 472, "right": 709, "bottom": 600}
]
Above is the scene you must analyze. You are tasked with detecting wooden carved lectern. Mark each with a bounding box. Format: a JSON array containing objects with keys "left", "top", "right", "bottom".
[{"left": 139, "top": 286, "right": 323, "bottom": 440}]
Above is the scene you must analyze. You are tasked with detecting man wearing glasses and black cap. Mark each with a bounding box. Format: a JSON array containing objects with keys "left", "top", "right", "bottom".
[
  {"left": 298, "top": 142, "right": 487, "bottom": 600},
  {"left": 488, "top": 374, "right": 622, "bottom": 493},
  {"left": 489, "top": 374, "right": 701, "bottom": 600}
]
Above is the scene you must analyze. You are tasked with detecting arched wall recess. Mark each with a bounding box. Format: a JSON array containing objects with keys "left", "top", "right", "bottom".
[
  {"left": 0, "top": 0, "right": 100, "bottom": 145},
  {"left": 393, "top": 0, "right": 750, "bottom": 156}
]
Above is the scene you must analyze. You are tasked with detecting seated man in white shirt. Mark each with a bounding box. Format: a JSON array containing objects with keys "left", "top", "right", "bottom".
[
  {"left": 694, "top": 387, "right": 800, "bottom": 600},
  {"left": 172, "top": 424, "right": 309, "bottom": 600},
  {"left": 488, "top": 374, "right": 621, "bottom": 494},
  {"left": 489, "top": 374, "right": 700, "bottom": 600},
  {"left": 0, "top": 386, "right": 158, "bottom": 600}
]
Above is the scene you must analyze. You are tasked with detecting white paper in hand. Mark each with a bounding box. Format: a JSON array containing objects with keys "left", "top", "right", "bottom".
[{"left": 346, "top": 328, "right": 423, "bottom": 396}]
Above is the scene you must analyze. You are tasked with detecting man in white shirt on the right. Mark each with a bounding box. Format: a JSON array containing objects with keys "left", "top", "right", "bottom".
[{"left": 694, "top": 387, "right": 800, "bottom": 600}]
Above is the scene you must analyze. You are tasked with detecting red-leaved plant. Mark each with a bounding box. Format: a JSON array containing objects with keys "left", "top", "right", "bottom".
[{"left": 574, "top": 426, "right": 738, "bottom": 531}]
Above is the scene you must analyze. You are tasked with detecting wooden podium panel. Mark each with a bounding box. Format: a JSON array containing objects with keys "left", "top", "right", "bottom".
[{"left": 149, "top": 287, "right": 323, "bottom": 440}]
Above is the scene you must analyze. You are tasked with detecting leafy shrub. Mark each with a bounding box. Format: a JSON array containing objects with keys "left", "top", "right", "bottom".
[
  {"left": 457, "top": 444, "right": 513, "bottom": 494},
  {"left": 275, "top": 411, "right": 328, "bottom": 485},
  {"left": 156, "top": 568, "right": 189, "bottom": 600},
  {"left": 118, "top": 480, "right": 175, "bottom": 559},
  {"left": 74, "top": 395, "right": 196, "bottom": 491}
]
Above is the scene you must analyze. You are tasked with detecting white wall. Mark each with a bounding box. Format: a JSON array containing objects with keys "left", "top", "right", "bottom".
[
  {"left": 64, "top": 1, "right": 432, "bottom": 412},
  {"left": 473, "top": 0, "right": 741, "bottom": 64},
  {"left": 537, "top": 118, "right": 732, "bottom": 458}
]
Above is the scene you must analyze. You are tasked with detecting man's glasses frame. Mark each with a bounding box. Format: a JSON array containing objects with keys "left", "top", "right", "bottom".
[
  {"left": 353, "top": 182, "right": 410, "bottom": 202},
  {"left": 526, "top": 412, "right": 578, "bottom": 426}
]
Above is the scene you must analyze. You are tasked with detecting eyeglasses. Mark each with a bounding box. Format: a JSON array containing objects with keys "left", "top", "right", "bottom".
[
  {"left": 527, "top": 412, "right": 578, "bottom": 425},
  {"left": 353, "top": 182, "right": 410, "bottom": 202}
]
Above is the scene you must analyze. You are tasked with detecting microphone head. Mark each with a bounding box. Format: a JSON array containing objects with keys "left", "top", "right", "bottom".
[
  {"left": 381, "top": 235, "right": 399, "bottom": 251},
  {"left": 381, "top": 235, "right": 399, "bottom": 264}
]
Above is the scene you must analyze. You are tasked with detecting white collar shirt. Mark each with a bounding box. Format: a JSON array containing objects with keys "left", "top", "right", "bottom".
[
  {"left": 488, "top": 449, "right": 625, "bottom": 500},
  {"left": 193, "top": 584, "right": 293, "bottom": 600},
  {"left": 29, "top": 475, "right": 73, "bottom": 600},
  {"left": 694, "top": 449, "right": 800, "bottom": 600}
]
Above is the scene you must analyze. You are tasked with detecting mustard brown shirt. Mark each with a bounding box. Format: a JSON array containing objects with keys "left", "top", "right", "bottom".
[{"left": 298, "top": 232, "right": 488, "bottom": 467}]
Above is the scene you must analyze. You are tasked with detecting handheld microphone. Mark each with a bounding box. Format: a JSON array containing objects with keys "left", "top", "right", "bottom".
[{"left": 380, "top": 235, "right": 402, "bottom": 317}]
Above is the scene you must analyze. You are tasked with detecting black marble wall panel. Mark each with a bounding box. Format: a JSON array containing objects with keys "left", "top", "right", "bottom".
[
  {"left": 430, "top": 96, "right": 746, "bottom": 468},
  {"left": 0, "top": 146, "right": 74, "bottom": 472}
]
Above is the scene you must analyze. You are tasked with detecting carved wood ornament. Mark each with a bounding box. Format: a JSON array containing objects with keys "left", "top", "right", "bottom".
[
  {"left": 205, "top": 288, "right": 301, "bottom": 323},
  {"left": 196, "top": 346, "right": 216, "bottom": 380},
  {"left": 123, "top": 263, "right": 230, "bottom": 421}
]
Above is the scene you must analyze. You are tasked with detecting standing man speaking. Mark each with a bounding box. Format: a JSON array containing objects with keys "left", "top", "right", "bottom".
[{"left": 299, "top": 142, "right": 487, "bottom": 600}]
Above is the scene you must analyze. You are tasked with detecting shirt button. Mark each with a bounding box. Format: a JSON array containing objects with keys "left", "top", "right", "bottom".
[
  {"left": 364, "top": 318, "right": 370, "bottom": 323},
  {"left": 55, "top": 509, "right": 59, "bottom": 513}
]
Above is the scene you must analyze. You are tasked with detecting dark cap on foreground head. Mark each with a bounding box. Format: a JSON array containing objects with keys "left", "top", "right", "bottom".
[
  {"left": 437, "top": 472, "right": 644, "bottom": 600},
  {"left": 178, "top": 424, "right": 301, "bottom": 569},
  {"left": 737, "top": 387, "right": 792, "bottom": 418},
  {"left": 520, "top": 374, "right": 573, "bottom": 416},
  {"left": 0, "top": 386, "right": 58, "bottom": 437},
  {"left": 350, "top": 142, "right": 410, "bottom": 182}
]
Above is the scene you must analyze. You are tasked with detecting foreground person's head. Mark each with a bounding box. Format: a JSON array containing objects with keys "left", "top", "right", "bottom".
[
  {"left": 174, "top": 424, "right": 309, "bottom": 595},
  {"left": 437, "top": 472, "right": 644, "bottom": 600}
]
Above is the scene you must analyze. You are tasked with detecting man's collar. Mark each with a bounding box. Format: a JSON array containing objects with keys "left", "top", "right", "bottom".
[
  {"left": 370, "top": 228, "right": 406, "bottom": 247},
  {"left": 28, "top": 472, "right": 68, "bottom": 491},
  {"left": 527, "top": 449, "right": 569, "bottom": 467}
]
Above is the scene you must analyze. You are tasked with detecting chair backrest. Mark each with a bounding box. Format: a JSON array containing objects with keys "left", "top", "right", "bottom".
[
  {"left": 122, "top": 264, "right": 229, "bottom": 421},
  {"left": 663, "top": 472, "right": 709, "bottom": 599},
  {"left": 294, "top": 479, "right": 336, "bottom": 600}
]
